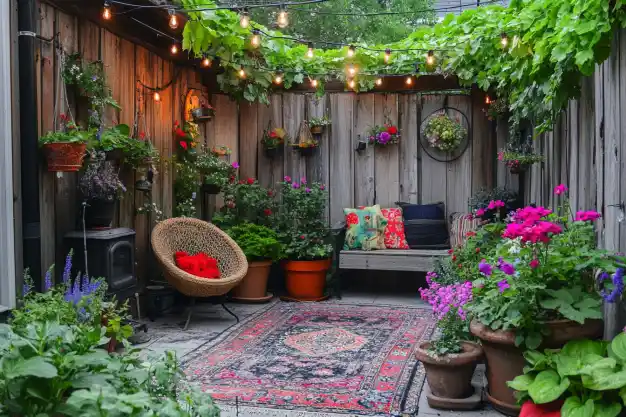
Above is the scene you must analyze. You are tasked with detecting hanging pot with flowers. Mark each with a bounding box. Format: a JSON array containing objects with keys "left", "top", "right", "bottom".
[
  {"left": 367, "top": 124, "right": 400, "bottom": 147},
  {"left": 39, "top": 113, "right": 90, "bottom": 172},
  {"left": 195, "top": 149, "right": 238, "bottom": 195},
  {"left": 423, "top": 113, "right": 466, "bottom": 153},
  {"left": 211, "top": 145, "right": 231, "bottom": 157},
  {"left": 191, "top": 99, "right": 215, "bottom": 122},
  {"left": 483, "top": 97, "right": 508, "bottom": 121},
  {"left": 173, "top": 120, "right": 199, "bottom": 160},
  {"left": 308, "top": 116, "right": 331, "bottom": 135},
  {"left": 261, "top": 125, "right": 288, "bottom": 158},
  {"left": 498, "top": 142, "right": 543, "bottom": 174},
  {"left": 291, "top": 121, "right": 319, "bottom": 156}
]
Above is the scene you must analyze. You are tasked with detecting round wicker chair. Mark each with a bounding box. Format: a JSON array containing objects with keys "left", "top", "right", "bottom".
[{"left": 151, "top": 218, "right": 248, "bottom": 329}]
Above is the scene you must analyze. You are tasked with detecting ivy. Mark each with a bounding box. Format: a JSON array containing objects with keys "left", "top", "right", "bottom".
[{"left": 181, "top": 0, "right": 625, "bottom": 132}]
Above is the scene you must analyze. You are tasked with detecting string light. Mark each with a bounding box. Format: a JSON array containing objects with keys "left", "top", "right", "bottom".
[
  {"left": 277, "top": 6, "right": 288, "bottom": 28},
  {"left": 168, "top": 9, "right": 179, "bottom": 30},
  {"left": 310, "top": 78, "right": 318, "bottom": 88},
  {"left": 202, "top": 56, "right": 211, "bottom": 67},
  {"left": 238, "top": 67, "right": 246, "bottom": 78},
  {"left": 154, "top": 91, "right": 161, "bottom": 102},
  {"left": 251, "top": 29, "right": 261, "bottom": 47},
  {"left": 170, "top": 43, "right": 178, "bottom": 55},
  {"left": 500, "top": 32, "right": 509, "bottom": 47},
  {"left": 307, "top": 42, "right": 314, "bottom": 58},
  {"left": 347, "top": 45, "right": 356, "bottom": 58},
  {"left": 426, "top": 50, "right": 435, "bottom": 65},
  {"left": 405, "top": 76, "right": 413, "bottom": 86},
  {"left": 375, "top": 78, "right": 383, "bottom": 86},
  {"left": 102, "top": 1, "right": 112, "bottom": 20},
  {"left": 348, "top": 79, "right": 356, "bottom": 89},
  {"left": 348, "top": 64, "right": 357, "bottom": 76},
  {"left": 485, "top": 96, "right": 491, "bottom": 104},
  {"left": 239, "top": 9, "right": 250, "bottom": 28},
  {"left": 384, "top": 48, "right": 391, "bottom": 64},
  {"left": 274, "top": 71, "right": 283, "bottom": 85}
]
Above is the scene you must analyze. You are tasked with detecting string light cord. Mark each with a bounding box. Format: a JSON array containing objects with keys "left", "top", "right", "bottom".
[
  {"left": 108, "top": 0, "right": 329, "bottom": 13},
  {"left": 137, "top": 66, "right": 183, "bottom": 92},
  {"left": 285, "top": 0, "right": 504, "bottom": 16},
  {"left": 130, "top": 16, "right": 178, "bottom": 42}
]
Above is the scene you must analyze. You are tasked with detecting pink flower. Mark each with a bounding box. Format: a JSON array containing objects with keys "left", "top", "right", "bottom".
[
  {"left": 232, "top": 161, "right": 240, "bottom": 169},
  {"left": 488, "top": 200, "right": 506, "bottom": 210},
  {"left": 284, "top": 176, "right": 292, "bottom": 182},
  {"left": 301, "top": 177, "right": 307, "bottom": 185},
  {"left": 292, "top": 182, "right": 300, "bottom": 189},
  {"left": 554, "top": 184, "right": 568, "bottom": 195},
  {"left": 476, "top": 208, "right": 486, "bottom": 217},
  {"left": 575, "top": 210, "right": 602, "bottom": 222},
  {"left": 530, "top": 259, "right": 540, "bottom": 269}
]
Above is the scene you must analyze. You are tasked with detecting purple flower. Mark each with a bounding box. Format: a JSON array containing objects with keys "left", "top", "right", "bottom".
[
  {"left": 292, "top": 182, "right": 300, "bottom": 189},
  {"left": 301, "top": 177, "right": 307, "bottom": 185},
  {"left": 497, "top": 279, "right": 510, "bottom": 293},
  {"left": 44, "top": 268, "right": 53, "bottom": 291},
  {"left": 601, "top": 268, "right": 625, "bottom": 303},
  {"left": 232, "top": 161, "right": 240, "bottom": 169},
  {"left": 23, "top": 283, "right": 31, "bottom": 297},
  {"left": 380, "top": 131, "right": 391, "bottom": 142},
  {"left": 497, "top": 257, "right": 516, "bottom": 276},
  {"left": 62, "top": 251, "right": 73, "bottom": 284},
  {"left": 320, "top": 184, "right": 326, "bottom": 190},
  {"left": 478, "top": 259, "right": 492, "bottom": 276}
]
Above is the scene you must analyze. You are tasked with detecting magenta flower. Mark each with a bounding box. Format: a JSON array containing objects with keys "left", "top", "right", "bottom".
[
  {"left": 575, "top": 210, "right": 602, "bottom": 222},
  {"left": 530, "top": 259, "right": 540, "bottom": 269},
  {"left": 305, "top": 187, "right": 311, "bottom": 193},
  {"left": 479, "top": 259, "right": 492, "bottom": 276},
  {"left": 232, "top": 161, "right": 240, "bottom": 169},
  {"left": 487, "top": 200, "right": 506, "bottom": 210},
  {"left": 284, "top": 176, "right": 292, "bottom": 182},
  {"left": 292, "top": 182, "right": 300, "bottom": 189},
  {"left": 301, "top": 177, "right": 307, "bottom": 185},
  {"left": 320, "top": 184, "right": 326, "bottom": 190},
  {"left": 476, "top": 208, "right": 486, "bottom": 217},
  {"left": 497, "top": 279, "right": 510, "bottom": 293},
  {"left": 497, "top": 257, "right": 516, "bottom": 275},
  {"left": 554, "top": 184, "right": 568, "bottom": 195},
  {"left": 379, "top": 131, "right": 391, "bottom": 143}
]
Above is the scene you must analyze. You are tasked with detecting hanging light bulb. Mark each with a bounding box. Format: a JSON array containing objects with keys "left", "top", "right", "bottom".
[
  {"left": 168, "top": 9, "right": 179, "bottom": 30},
  {"left": 485, "top": 96, "right": 491, "bottom": 104},
  {"left": 277, "top": 6, "right": 288, "bottom": 28},
  {"left": 405, "top": 76, "right": 413, "bottom": 86},
  {"left": 426, "top": 50, "right": 435, "bottom": 65},
  {"left": 375, "top": 78, "right": 383, "bottom": 86},
  {"left": 384, "top": 48, "right": 391, "bottom": 64},
  {"left": 307, "top": 43, "right": 314, "bottom": 58},
  {"left": 240, "top": 8, "right": 250, "bottom": 28},
  {"left": 347, "top": 64, "right": 356, "bottom": 77},
  {"left": 238, "top": 67, "right": 246, "bottom": 78},
  {"left": 201, "top": 56, "right": 211, "bottom": 67},
  {"left": 310, "top": 78, "right": 318, "bottom": 88},
  {"left": 170, "top": 43, "right": 179, "bottom": 55},
  {"left": 348, "top": 79, "right": 356, "bottom": 89},
  {"left": 102, "top": 1, "right": 112, "bottom": 20},
  {"left": 251, "top": 29, "right": 261, "bottom": 48},
  {"left": 274, "top": 71, "right": 284, "bottom": 85},
  {"left": 501, "top": 32, "right": 509, "bottom": 47},
  {"left": 154, "top": 91, "right": 161, "bottom": 102},
  {"left": 347, "top": 45, "right": 356, "bottom": 58}
]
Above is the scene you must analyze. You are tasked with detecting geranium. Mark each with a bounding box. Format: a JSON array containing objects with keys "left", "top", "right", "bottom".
[
  {"left": 367, "top": 124, "right": 400, "bottom": 146},
  {"left": 575, "top": 210, "right": 601, "bottom": 222},
  {"left": 554, "top": 184, "right": 568, "bottom": 195},
  {"left": 387, "top": 125, "right": 398, "bottom": 135},
  {"left": 488, "top": 200, "right": 506, "bottom": 210},
  {"left": 179, "top": 141, "right": 188, "bottom": 150}
]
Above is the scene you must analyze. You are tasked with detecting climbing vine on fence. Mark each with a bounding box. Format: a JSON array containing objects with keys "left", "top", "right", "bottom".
[{"left": 181, "top": 0, "right": 625, "bottom": 133}]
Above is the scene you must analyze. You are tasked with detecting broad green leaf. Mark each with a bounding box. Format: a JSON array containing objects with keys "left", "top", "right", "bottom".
[
  {"left": 610, "top": 333, "right": 626, "bottom": 362},
  {"left": 582, "top": 367, "right": 626, "bottom": 391},
  {"left": 619, "top": 386, "right": 626, "bottom": 405},
  {"left": 507, "top": 374, "right": 535, "bottom": 391},
  {"left": 545, "top": 289, "right": 575, "bottom": 304},
  {"left": 558, "top": 304, "right": 588, "bottom": 324},
  {"left": 524, "top": 350, "right": 548, "bottom": 369},
  {"left": 540, "top": 298, "right": 563, "bottom": 310},
  {"left": 562, "top": 397, "right": 594, "bottom": 417},
  {"left": 4, "top": 357, "right": 58, "bottom": 379},
  {"left": 528, "top": 370, "right": 570, "bottom": 404},
  {"left": 592, "top": 402, "right": 621, "bottom": 417},
  {"left": 561, "top": 340, "right": 607, "bottom": 358},
  {"left": 526, "top": 332, "right": 543, "bottom": 350}
]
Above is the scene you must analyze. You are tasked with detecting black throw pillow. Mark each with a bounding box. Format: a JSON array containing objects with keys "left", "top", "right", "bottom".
[{"left": 396, "top": 202, "right": 450, "bottom": 249}]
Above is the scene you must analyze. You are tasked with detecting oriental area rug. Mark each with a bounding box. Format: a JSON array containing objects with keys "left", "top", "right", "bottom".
[{"left": 183, "top": 302, "right": 435, "bottom": 417}]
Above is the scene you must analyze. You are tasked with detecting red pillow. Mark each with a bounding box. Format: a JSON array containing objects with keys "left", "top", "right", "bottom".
[
  {"left": 175, "top": 251, "right": 221, "bottom": 279},
  {"left": 381, "top": 208, "right": 409, "bottom": 249}
]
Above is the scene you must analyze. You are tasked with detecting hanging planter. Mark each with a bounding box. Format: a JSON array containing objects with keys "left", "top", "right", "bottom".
[
  {"left": 498, "top": 144, "right": 543, "bottom": 175},
  {"left": 191, "top": 101, "right": 215, "bottom": 122},
  {"left": 308, "top": 116, "right": 331, "bottom": 135},
  {"left": 422, "top": 112, "right": 466, "bottom": 153},
  {"left": 291, "top": 121, "right": 319, "bottom": 156},
  {"left": 39, "top": 115, "right": 89, "bottom": 172},
  {"left": 261, "top": 123, "right": 288, "bottom": 159},
  {"left": 366, "top": 124, "right": 401, "bottom": 147}
]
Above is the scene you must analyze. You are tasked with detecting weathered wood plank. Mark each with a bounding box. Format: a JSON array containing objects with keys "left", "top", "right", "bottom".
[
  {"left": 283, "top": 94, "right": 306, "bottom": 182},
  {"left": 374, "top": 94, "right": 400, "bottom": 208},
  {"left": 269, "top": 94, "right": 284, "bottom": 188},
  {"left": 239, "top": 101, "right": 258, "bottom": 180},
  {"left": 329, "top": 94, "right": 354, "bottom": 226},
  {"left": 339, "top": 249, "right": 448, "bottom": 272},
  {"left": 213, "top": 94, "right": 239, "bottom": 210},
  {"left": 471, "top": 90, "right": 493, "bottom": 193},
  {"left": 353, "top": 94, "right": 375, "bottom": 206},
  {"left": 305, "top": 94, "right": 329, "bottom": 184},
  {"left": 100, "top": 29, "right": 119, "bottom": 127},
  {"left": 579, "top": 77, "right": 596, "bottom": 212},
  {"left": 446, "top": 95, "right": 472, "bottom": 214},
  {"left": 420, "top": 95, "right": 447, "bottom": 205},
  {"left": 256, "top": 100, "right": 273, "bottom": 188},
  {"left": 568, "top": 101, "right": 580, "bottom": 211},
  {"left": 399, "top": 94, "right": 420, "bottom": 204}
]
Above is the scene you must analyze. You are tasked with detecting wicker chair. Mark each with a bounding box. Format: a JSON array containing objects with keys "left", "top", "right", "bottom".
[{"left": 151, "top": 218, "right": 248, "bottom": 329}]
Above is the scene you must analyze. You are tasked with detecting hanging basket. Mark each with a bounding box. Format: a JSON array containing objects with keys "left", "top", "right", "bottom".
[
  {"left": 509, "top": 164, "right": 529, "bottom": 174},
  {"left": 292, "top": 144, "right": 318, "bottom": 156},
  {"left": 202, "top": 183, "right": 222, "bottom": 194},
  {"left": 310, "top": 125, "right": 324, "bottom": 135},
  {"left": 264, "top": 145, "right": 284, "bottom": 158},
  {"left": 43, "top": 142, "right": 87, "bottom": 172}
]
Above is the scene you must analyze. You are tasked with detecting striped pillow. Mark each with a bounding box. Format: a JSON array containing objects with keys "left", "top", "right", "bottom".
[{"left": 449, "top": 212, "right": 480, "bottom": 248}]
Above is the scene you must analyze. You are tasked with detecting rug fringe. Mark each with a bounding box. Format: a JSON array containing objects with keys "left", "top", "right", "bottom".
[{"left": 216, "top": 404, "right": 412, "bottom": 417}]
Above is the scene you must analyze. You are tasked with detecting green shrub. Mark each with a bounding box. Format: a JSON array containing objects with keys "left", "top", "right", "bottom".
[{"left": 227, "top": 223, "right": 284, "bottom": 262}]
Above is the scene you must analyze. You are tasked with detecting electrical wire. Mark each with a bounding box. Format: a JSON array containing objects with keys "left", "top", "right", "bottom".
[
  {"left": 285, "top": 0, "right": 504, "bottom": 16},
  {"left": 108, "top": 0, "right": 329, "bottom": 13}
]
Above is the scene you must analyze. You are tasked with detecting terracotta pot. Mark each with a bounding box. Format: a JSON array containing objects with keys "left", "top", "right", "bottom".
[
  {"left": 310, "top": 125, "right": 323, "bottom": 135},
  {"left": 471, "top": 319, "right": 603, "bottom": 416},
  {"left": 415, "top": 341, "right": 483, "bottom": 400},
  {"left": 231, "top": 260, "right": 272, "bottom": 300},
  {"left": 43, "top": 142, "right": 86, "bottom": 172},
  {"left": 283, "top": 259, "right": 331, "bottom": 301}
]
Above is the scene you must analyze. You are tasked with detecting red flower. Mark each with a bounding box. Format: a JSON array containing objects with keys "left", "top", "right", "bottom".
[
  {"left": 448, "top": 249, "right": 454, "bottom": 254},
  {"left": 387, "top": 126, "right": 398, "bottom": 135},
  {"left": 226, "top": 201, "right": 235, "bottom": 209},
  {"left": 59, "top": 113, "right": 67, "bottom": 121},
  {"left": 466, "top": 231, "right": 476, "bottom": 237},
  {"left": 300, "top": 235, "right": 306, "bottom": 240},
  {"left": 270, "top": 132, "right": 277, "bottom": 138},
  {"left": 520, "top": 401, "right": 562, "bottom": 417},
  {"left": 475, "top": 248, "right": 480, "bottom": 253},
  {"left": 264, "top": 209, "right": 272, "bottom": 216},
  {"left": 267, "top": 189, "right": 274, "bottom": 197},
  {"left": 238, "top": 180, "right": 245, "bottom": 184},
  {"left": 179, "top": 141, "right": 188, "bottom": 150},
  {"left": 346, "top": 212, "right": 359, "bottom": 225},
  {"left": 175, "top": 128, "right": 186, "bottom": 138},
  {"left": 530, "top": 259, "right": 540, "bottom": 269},
  {"left": 458, "top": 263, "right": 463, "bottom": 268},
  {"left": 247, "top": 178, "right": 255, "bottom": 185},
  {"left": 138, "top": 132, "right": 146, "bottom": 140},
  {"left": 174, "top": 120, "right": 180, "bottom": 127},
  {"left": 229, "top": 175, "right": 235, "bottom": 183},
  {"left": 452, "top": 255, "right": 457, "bottom": 261}
]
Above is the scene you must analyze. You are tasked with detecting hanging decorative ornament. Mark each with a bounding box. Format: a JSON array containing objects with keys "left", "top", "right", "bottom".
[
  {"left": 239, "top": 9, "right": 250, "bottom": 28},
  {"left": 102, "top": 1, "right": 112, "bottom": 20}
]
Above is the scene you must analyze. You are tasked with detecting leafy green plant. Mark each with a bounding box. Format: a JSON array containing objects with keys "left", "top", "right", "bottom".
[
  {"left": 469, "top": 187, "right": 519, "bottom": 212},
  {"left": 261, "top": 127, "right": 288, "bottom": 151},
  {"left": 213, "top": 178, "right": 277, "bottom": 229},
  {"left": 39, "top": 114, "right": 91, "bottom": 146},
  {"left": 227, "top": 223, "right": 284, "bottom": 262},
  {"left": 423, "top": 113, "right": 466, "bottom": 152},
  {"left": 195, "top": 150, "right": 237, "bottom": 188},
  {"left": 508, "top": 335, "right": 626, "bottom": 417},
  {"left": 308, "top": 116, "right": 331, "bottom": 127}
]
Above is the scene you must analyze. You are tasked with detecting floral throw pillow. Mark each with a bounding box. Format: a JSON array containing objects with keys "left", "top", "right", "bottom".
[
  {"left": 344, "top": 205, "right": 387, "bottom": 250},
  {"left": 381, "top": 208, "right": 410, "bottom": 249}
]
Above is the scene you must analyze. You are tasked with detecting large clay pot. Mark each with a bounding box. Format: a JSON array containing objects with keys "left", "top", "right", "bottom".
[
  {"left": 231, "top": 260, "right": 272, "bottom": 301},
  {"left": 471, "top": 319, "right": 603, "bottom": 416},
  {"left": 283, "top": 259, "right": 331, "bottom": 301},
  {"left": 415, "top": 341, "right": 483, "bottom": 400},
  {"left": 43, "top": 142, "right": 86, "bottom": 172}
]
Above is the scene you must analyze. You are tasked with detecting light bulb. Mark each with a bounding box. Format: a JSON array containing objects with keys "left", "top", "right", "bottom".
[
  {"left": 171, "top": 44, "right": 178, "bottom": 55},
  {"left": 238, "top": 68, "right": 246, "bottom": 78},
  {"left": 103, "top": 2, "right": 112, "bottom": 20},
  {"left": 251, "top": 32, "right": 261, "bottom": 47},
  {"left": 348, "top": 64, "right": 356, "bottom": 76},
  {"left": 277, "top": 8, "right": 288, "bottom": 28},
  {"left": 202, "top": 56, "right": 211, "bottom": 67},
  {"left": 348, "top": 79, "right": 356, "bottom": 89},
  {"left": 501, "top": 32, "right": 509, "bottom": 47},
  {"left": 426, "top": 50, "right": 435, "bottom": 65},
  {"left": 376, "top": 78, "right": 383, "bottom": 86},
  {"left": 274, "top": 72, "right": 283, "bottom": 84},
  {"left": 384, "top": 48, "right": 391, "bottom": 64},
  {"left": 154, "top": 92, "right": 161, "bottom": 102},
  {"left": 168, "top": 9, "right": 179, "bottom": 30},
  {"left": 311, "top": 78, "right": 318, "bottom": 88},
  {"left": 347, "top": 45, "right": 355, "bottom": 58},
  {"left": 485, "top": 96, "right": 491, "bottom": 104},
  {"left": 405, "top": 76, "right": 413, "bottom": 86},
  {"left": 240, "top": 10, "right": 250, "bottom": 28},
  {"left": 307, "top": 43, "right": 314, "bottom": 58}
]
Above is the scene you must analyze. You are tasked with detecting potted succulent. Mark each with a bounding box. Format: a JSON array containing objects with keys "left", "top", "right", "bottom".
[
  {"left": 465, "top": 187, "right": 618, "bottom": 415},
  {"left": 423, "top": 113, "right": 466, "bottom": 152},
  {"left": 78, "top": 151, "right": 126, "bottom": 228},
  {"left": 308, "top": 116, "right": 331, "bottom": 135},
  {"left": 276, "top": 177, "right": 333, "bottom": 301},
  {"left": 195, "top": 150, "right": 237, "bottom": 194},
  {"left": 39, "top": 113, "right": 90, "bottom": 172},
  {"left": 498, "top": 142, "right": 543, "bottom": 174},
  {"left": 417, "top": 268, "right": 483, "bottom": 409},
  {"left": 227, "top": 223, "right": 284, "bottom": 302},
  {"left": 261, "top": 126, "right": 288, "bottom": 158},
  {"left": 191, "top": 99, "right": 215, "bottom": 122},
  {"left": 366, "top": 124, "right": 400, "bottom": 147}
]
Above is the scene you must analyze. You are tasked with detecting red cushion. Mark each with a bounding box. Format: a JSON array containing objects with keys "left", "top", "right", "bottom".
[{"left": 175, "top": 251, "right": 221, "bottom": 279}]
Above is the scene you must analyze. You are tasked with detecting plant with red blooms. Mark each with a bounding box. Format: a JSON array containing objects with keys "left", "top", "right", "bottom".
[
  {"left": 261, "top": 127, "right": 288, "bottom": 151},
  {"left": 367, "top": 124, "right": 400, "bottom": 146},
  {"left": 498, "top": 140, "right": 543, "bottom": 172},
  {"left": 213, "top": 178, "right": 277, "bottom": 229},
  {"left": 173, "top": 120, "right": 199, "bottom": 156}
]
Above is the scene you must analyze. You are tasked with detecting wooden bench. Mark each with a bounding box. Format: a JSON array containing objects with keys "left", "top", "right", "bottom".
[{"left": 339, "top": 249, "right": 449, "bottom": 272}]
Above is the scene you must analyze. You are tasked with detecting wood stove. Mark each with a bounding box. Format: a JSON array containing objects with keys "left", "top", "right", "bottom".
[{"left": 64, "top": 228, "right": 137, "bottom": 300}]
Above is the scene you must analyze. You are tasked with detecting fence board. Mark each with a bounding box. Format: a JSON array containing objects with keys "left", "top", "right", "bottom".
[
  {"left": 353, "top": 94, "right": 375, "bottom": 207},
  {"left": 239, "top": 101, "right": 258, "bottom": 180},
  {"left": 305, "top": 94, "right": 329, "bottom": 184},
  {"left": 374, "top": 94, "right": 400, "bottom": 208},
  {"left": 283, "top": 94, "right": 306, "bottom": 182},
  {"left": 117, "top": 38, "right": 136, "bottom": 228},
  {"left": 446, "top": 95, "right": 472, "bottom": 214},
  {"left": 471, "top": 91, "right": 493, "bottom": 193},
  {"left": 420, "top": 95, "right": 447, "bottom": 205},
  {"left": 256, "top": 101, "right": 273, "bottom": 188},
  {"left": 329, "top": 94, "right": 354, "bottom": 226},
  {"left": 270, "top": 94, "right": 284, "bottom": 188},
  {"left": 399, "top": 94, "right": 420, "bottom": 204}
]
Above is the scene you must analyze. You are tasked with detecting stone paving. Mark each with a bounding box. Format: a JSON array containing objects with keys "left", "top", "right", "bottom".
[{"left": 138, "top": 293, "right": 500, "bottom": 417}]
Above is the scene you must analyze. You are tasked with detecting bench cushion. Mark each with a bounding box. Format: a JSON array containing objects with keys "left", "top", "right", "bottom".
[{"left": 339, "top": 249, "right": 448, "bottom": 272}]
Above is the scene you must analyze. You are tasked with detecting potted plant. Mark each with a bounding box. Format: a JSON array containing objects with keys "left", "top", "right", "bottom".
[
  {"left": 195, "top": 150, "right": 237, "bottom": 194},
  {"left": 94, "top": 123, "right": 133, "bottom": 162},
  {"left": 469, "top": 187, "right": 520, "bottom": 222},
  {"left": 483, "top": 97, "right": 508, "bottom": 121},
  {"left": 213, "top": 177, "right": 277, "bottom": 229},
  {"left": 211, "top": 145, "right": 231, "bottom": 157},
  {"left": 227, "top": 223, "right": 284, "bottom": 302},
  {"left": 39, "top": 113, "right": 90, "bottom": 172},
  {"left": 291, "top": 139, "right": 319, "bottom": 156},
  {"left": 308, "top": 116, "right": 331, "bottom": 135},
  {"left": 498, "top": 142, "right": 543, "bottom": 174},
  {"left": 173, "top": 120, "right": 199, "bottom": 159},
  {"left": 276, "top": 177, "right": 333, "bottom": 301},
  {"left": 423, "top": 113, "right": 466, "bottom": 152},
  {"left": 366, "top": 124, "right": 400, "bottom": 147},
  {"left": 78, "top": 151, "right": 126, "bottom": 228},
  {"left": 125, "top": 132, "right": 160, "bottom": 192},
  {"left": 417, "top": 268, "right": 483, "bottom": 409},
  {"left": 466, "top": 188, "right": 618, "bottom": 415},
  {"left": 191, "top": 99, "right": 215, "bottom": 122},
  {"left": 261, "top": 127, "right": 288, "bottom": 158}
]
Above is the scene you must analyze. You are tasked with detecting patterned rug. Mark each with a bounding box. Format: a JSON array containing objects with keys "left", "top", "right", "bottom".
[{"left": 183, "top": 302, "right": 435, "bottom": 417}]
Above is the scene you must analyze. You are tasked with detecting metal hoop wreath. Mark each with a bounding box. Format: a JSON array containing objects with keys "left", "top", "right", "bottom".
[{"left": 419, "top": 106, "right": 471, "bottom": 163}]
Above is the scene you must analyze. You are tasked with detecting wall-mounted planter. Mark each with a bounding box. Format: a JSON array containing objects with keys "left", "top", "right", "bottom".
[{"left": 43, "top": 142, "right": 87, "bottom": 172}]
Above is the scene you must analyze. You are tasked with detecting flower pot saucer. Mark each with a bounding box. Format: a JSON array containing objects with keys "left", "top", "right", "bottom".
[
  {"left": 229, "top": 292, "right": 274, "bottom": 304},
  {"left": 279, "top": 294, "right": 330, "bottom": 302},
  {"left": 485, "top": 391, "right": 520, "bottom": 416},
  {"left": 425, "top": 383, "right": 482, "bottom": 411}
]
